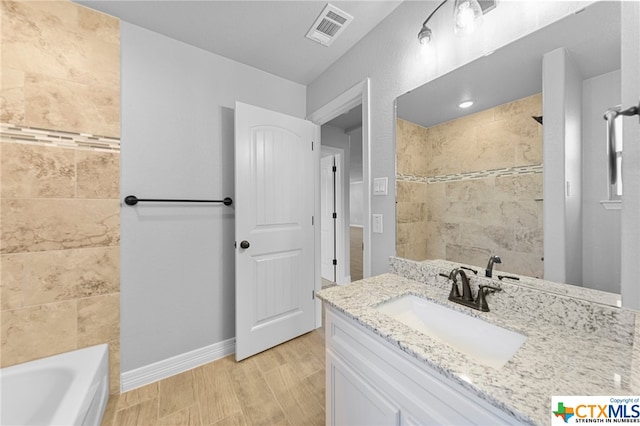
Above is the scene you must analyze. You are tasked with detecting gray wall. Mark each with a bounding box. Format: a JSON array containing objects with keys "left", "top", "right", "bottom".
[
  {"left": 565, "top": 51, "right": 584, "bottom": 287},
  {"left": 582, "top": 70, "right": 621, "bottom": 293},
  {"left": 347, "top": 127, "right": 363, "bottom": 226},
  {"left": 350, "top": 182, "right": 364, "bottom": 226},
  {"left": 120, "top": 22, "right": 305, "bottom": 372},
  {"left": 542, "top": 48, "right": 568, "bottom": 284},
  {"left": 541, "top": 48, "right": 584, "bottom": 287},
  {"left": 348, "top": 127, "right": 363, "bottom": 183},
  {"left": 620, "top": 0, "right": 640, "bottom": 310},
  {"left": 307, "top": 0, "right": 594, "bottom": 276}
]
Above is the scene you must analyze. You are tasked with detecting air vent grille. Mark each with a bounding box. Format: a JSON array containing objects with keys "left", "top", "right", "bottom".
[
  {"left": 478, "top": 0, "right": 497, "bottom": 14},
  {"left": 326, "top": 10, "right": 347, "bottom": 24},
  {"left": 305, "top": 3, "right": 353, "bottom": 47},
  {"left": 317, "top": 18, "right": 340, "bottom": 37}
]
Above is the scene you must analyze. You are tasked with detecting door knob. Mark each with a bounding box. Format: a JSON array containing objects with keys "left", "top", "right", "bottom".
[{"left": 240, "top": 240, "right": 250, "bottom": 249}]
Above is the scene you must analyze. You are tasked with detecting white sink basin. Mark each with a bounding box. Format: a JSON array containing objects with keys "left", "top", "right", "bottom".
[{"left": 375, "top": 294, "right": 526, "bottom": 369}]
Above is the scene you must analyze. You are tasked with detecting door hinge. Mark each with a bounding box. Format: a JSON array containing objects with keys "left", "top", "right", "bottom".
[
  {"left": 312, "top": 290, "right": 316, "bottom": 300},
  {"left": 312, "top": 141, "right": 314, "bottom": 151},
  {"left": 332, "top": 212, "right": 337, "bottom": 219},
  {"left": 312, "top": 216, "right": 314, "bottom": 225},
  {"left": 234, "top": 241, "right": 237, "bottom": 248},
  {"left": 332, "top": 165, "right": 337, "bottom": 172},
  {"left": 333, "top": 259, "right": 337, "bottom": 266}
]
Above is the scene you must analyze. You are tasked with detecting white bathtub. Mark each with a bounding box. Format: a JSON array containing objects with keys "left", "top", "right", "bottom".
[{"left": 0, "top": 344, "right": 109, "bottom": 426}]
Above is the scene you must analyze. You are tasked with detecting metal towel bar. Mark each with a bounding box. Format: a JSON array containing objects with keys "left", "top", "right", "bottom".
[{"left": 124, "top": 195, "right": 233, "bottom": 206}]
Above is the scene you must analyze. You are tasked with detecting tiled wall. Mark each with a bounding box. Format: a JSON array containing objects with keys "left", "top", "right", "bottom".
[
  {"left": 0, "top": 0, "right": 121, "bottom": 393},
  {"left": 396, "top": 94, "right": 544, "bottom": 278}
]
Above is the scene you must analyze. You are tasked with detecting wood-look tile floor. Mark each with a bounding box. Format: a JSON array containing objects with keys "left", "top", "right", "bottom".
[{"left": 101, "top": 328, "right": 325, "bottom": 426}]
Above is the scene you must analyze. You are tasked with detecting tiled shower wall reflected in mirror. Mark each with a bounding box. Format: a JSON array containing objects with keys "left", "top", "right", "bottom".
[{"left": 396, "top": 94, "right": 544, "bottom": 278}]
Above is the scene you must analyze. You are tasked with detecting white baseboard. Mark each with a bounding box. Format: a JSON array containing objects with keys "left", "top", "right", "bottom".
[{"left": 120, "top": 337, "right": 236, "bottom": 393}]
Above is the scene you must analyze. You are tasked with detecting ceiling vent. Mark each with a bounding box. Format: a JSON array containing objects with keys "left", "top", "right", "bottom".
[
  {"left": 478, "top": 0, "right": 497, "bottom": 14},
  {"left": 305, "top": 3, "right": 353, "bottom": 47}
]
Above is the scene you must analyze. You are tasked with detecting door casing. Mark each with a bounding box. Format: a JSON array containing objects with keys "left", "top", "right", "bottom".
[{"left": 308, "top": 79, "right": 371, "bottom": 327}]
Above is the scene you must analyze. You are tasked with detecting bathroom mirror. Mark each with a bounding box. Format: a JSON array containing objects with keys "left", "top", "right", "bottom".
[{"left": 395, "top": 1, "right": 623, "bottom": 304}]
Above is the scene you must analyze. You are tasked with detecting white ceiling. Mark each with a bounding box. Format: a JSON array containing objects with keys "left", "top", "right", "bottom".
[
  {"left": 75, "top": 0, "right": 403, "bottom": 85},
  {"left": 397, "top": 1, "right": 621, "bottom": 128}
]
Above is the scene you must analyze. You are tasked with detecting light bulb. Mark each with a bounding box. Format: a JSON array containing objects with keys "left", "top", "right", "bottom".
[
  {"left": 453, "top": 0, "right": 483, "bottom": 35},
  {"left": 418, "top": 24, "right": 432, "bottom": 45}
]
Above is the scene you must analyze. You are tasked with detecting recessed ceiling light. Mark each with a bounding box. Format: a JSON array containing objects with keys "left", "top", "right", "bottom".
[{"left": 458, "top": 100, "right": 474, "bottom": 109}]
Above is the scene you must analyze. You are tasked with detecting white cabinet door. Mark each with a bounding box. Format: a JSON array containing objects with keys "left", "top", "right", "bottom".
[
  {"left": 328, "top": 350, "right": 400, "bottom": 426},
  {"left": 325, "top": 308, "right": 525, "bottom": 426}
]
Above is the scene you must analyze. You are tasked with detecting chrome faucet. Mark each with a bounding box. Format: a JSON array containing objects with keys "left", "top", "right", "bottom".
[{"left": 485, "top": 255, "right": 502, "bottom": 277}]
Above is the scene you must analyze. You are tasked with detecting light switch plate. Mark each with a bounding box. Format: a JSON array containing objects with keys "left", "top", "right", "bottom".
[
  {"left": 373, "top": 177, "right": 388, "bottom": 196},
  {"left": 373, "top": 214, "right": 383, "bottom": 233}
]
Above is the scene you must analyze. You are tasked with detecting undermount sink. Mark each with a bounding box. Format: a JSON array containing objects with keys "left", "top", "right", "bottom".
[{"left": 375, "top": 294, "right": 526, "bottom": 369}]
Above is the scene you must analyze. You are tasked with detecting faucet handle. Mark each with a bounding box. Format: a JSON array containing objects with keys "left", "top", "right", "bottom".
[
  {"left": 460, "top": 266, "right": 478, "bottom": 275},
  {"left": 475, "top": 284, "right": 502, "bottom": 312},
  {"left": 439, "top": 271, "right": 461, "bottom": 299},
  {"left": 497, "top": 274, "right": 520, "bottom": 281},
  {"left": 480, "top": 283, "right": 502, "bottom": 292}
]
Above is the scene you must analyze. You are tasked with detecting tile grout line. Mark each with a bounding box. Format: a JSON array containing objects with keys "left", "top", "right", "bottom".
[
  {"left": 195, "top": 379, "right": 205, "bottom": 426},
  {"left": 255, "top": 357, "right": 289, "bottom": 425},
  {"left": 260, "top": 357, "right": 293, "bottom": 426},
  {"left": 396, "top": 163, "right": 543, "bottom": 184}
]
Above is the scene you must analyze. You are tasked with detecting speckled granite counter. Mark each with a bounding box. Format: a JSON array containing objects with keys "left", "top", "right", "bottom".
[{"left": 317, "top": 259, "right": 640, "bottom": 425}]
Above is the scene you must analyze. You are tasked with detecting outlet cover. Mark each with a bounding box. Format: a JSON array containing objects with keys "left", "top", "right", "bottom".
[{"left": 373, "top": 214, "right": 383, "bottom": 233}]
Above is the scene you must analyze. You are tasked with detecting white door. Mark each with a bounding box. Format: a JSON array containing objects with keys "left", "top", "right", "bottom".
[
  {"left": 320, "top": 154, "right": 336, "bottom": 282},
  {"left": 235, "top": 101, "right": 318, "bottom": 361}
]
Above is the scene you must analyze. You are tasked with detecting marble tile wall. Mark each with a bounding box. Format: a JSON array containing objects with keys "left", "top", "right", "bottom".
[
  {"left": 0, "top": 0, "right": 121, "bottom": 394},
  {"left": 1, "top": 0, "right": 120, "bottom": 137},
  {"left": 396, "top": 94, "right": 544, "bottom": 278}
]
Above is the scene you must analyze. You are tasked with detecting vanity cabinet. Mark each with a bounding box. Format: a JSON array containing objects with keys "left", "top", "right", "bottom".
[{"left": 325, "top": 307, "right": 525, "bottom": 426}]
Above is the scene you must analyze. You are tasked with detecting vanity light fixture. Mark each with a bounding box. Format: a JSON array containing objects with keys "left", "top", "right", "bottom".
[
  {"left": 458, "top": 100, "right": 474, "bottom": 109},
  {"left": 418, "top": 0, "right": 491, "bottom": 45},
  {"left": 417, "top": 0, "right": 447, "bottom": 45}
]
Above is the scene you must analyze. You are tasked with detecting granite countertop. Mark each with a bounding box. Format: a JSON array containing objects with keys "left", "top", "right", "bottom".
[{"left": 317, "top": 265, "right": 640, "bottom": 425}]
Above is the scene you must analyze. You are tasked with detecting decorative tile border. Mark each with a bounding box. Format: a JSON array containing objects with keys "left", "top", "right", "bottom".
[
  {"left": 397, "top": 164, "right": 543, "bottom": 184},
  {"left": 1, "top": 123, "right": 120, "bottom": 152}
]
